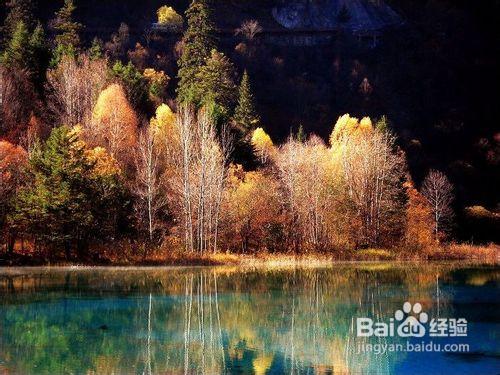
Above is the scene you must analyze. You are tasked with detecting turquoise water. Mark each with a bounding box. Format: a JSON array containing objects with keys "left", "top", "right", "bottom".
[{"left": 0, "top": 263, "right": 498, "bottom": 374}]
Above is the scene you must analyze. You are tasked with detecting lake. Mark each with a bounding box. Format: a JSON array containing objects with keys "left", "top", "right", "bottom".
[{"left": 0, "top": 263, "right": 498, "bottom": 374}]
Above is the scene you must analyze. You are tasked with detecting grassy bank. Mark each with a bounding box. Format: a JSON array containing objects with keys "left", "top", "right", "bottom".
[{"left": 1, "top": 243, "right": 498, "bottom": 266}]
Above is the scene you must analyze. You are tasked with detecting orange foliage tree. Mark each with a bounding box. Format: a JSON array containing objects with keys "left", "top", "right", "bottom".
[
  {"left": 404, "top": 180, "right": 435, "bottom": 252},
  {"left": 221, "top": 165, "right": 283, "bottom": 252},
  {"left": 0, "top": 141, "right": 27, "bottom": 252}
]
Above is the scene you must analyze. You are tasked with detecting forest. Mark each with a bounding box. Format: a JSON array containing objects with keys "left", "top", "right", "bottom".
[{"left": 0, "top": 0, "right": 498, "bottom": 263}]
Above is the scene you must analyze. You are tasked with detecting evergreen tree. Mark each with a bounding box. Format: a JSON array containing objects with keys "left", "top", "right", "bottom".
[
  {"left": 110, "top": 60, "right": 149, "bottom": 108},
  {"left": 196, "top": 49, "right": 237, "bottom": 116},
  {"left": 375, "top": 115, "right": 389, "bottom": 133},
  {"left": 50, "top": 0, "right": 82, "bottom": 66},
  {"left": 1, "top": 21, "right": 30, "bottom": 68},
  {"left": 297, "top": 125, "right": 305, "bottom": 142},
  {"left": 234, "top": 70, "right": 260, "bottom": 133},
  {"left": 3, "top": 0, "right": 36, "bottom": 40},
  {"left": 1, "top": 20, "right": 48, "bottom": 87},
  {"left": 88, "top": 37, "right": 103, "bottom": 60},
  {"left": 13, "top": 126, "right": 127, "bottom": 258},
  {"left": 177, "top": 0, "right": 216, "bottom": 104},
  {"left": 28, "top": 22, "right": 49, "bottom": 86}
]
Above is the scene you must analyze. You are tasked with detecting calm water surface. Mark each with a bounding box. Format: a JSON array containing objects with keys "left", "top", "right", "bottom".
[{"left": 0, "top": 263, "right": 498, "bottom": 374}]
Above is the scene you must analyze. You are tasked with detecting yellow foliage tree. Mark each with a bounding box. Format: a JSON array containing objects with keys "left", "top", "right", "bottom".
[
  {"left": 251, "top": 127, "right": 274, "bottom": 164},
  {"left": 157, "top": 6, "right": 183, "bottom": 28},
  {"left": 329, "top": 114, "right": 373, "bottom": 145},
  {"left": 86, "top": 146, "right": 121, "bottom": 177},
  {"left": 150, "top": 103, "right": 176, "bottom": 133},
  {"left": 92, "top": 83, "right": 138, "bottom": 163},
  {"left": 149, "top": 103, "right": 177, "bottom": 153}
]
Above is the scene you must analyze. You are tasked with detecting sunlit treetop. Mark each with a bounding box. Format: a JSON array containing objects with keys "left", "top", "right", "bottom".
[
  {"left": 251, "top": 127, "right": 273, "bottom": 149},
  {"left": 93, "top": 84, "right": 138, "bottom": 130},
  {"left": 329, "top": 114, "right": 373, "bottom": 145},
  {"left": 157, "top": 5, "right": 183, "bottom": 28},
  {"left": 251, "top": 127, "right": 274, "bottom": 163},
  {"left": 150, "top": 103, "right": 175, "bottom": 132}
]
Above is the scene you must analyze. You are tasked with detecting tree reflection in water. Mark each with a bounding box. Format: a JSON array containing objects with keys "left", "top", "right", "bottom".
[{"left": 0, "top": 264, "right": 498, "bottom": 374}]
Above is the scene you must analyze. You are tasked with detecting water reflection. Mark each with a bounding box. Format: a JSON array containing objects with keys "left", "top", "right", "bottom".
[{"left": 0, "top": 264, "right": 498, "bottom": 374}]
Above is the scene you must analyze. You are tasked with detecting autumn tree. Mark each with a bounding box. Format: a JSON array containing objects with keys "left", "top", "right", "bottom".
[
  {"left": 169, "top": 106, "right": 232, "bottom": 253},
  {"left": 133, "top": 126, "right": 168, "bottom": 243},
  {"left": 221, "top": 165, "right": 282, "bottom": 252},
  {"left": 104, "top": 22, "right": 130, "bottom": 60},
  {"left": 234, "top": 70, "right": 260, "bottom": 134},
  {"left": 251, "top": 127, "right": 274, "bottom": 164},
  {"left": 275, "top": 136, "right": 343, "bottom": 252},
  {"left": 0, "top": 141, "right": 27, "bottom": 253},
  {"left": 143, "top": 68, "right": 169, "bottom": 103},
  {"left": 235, "top": 20, "right": 262, "bottom": 41},
  {"left": 421, "top": 169, "right": 454, "bottom": 241},
  {"left": 330, "top": 114, "right": 406, "bottom": 247},
  {"left": 91, "top": 83, "right": 139, "bottom": 165},
  {"left": 404, "top": 179, "right": 434, "bottom": 252},
  {"left": 13, "top": 126, "right": 127, "bottom": 258},
  {"left": 46, "top": 54, "right": 108, "bottom": 127},
  {"left": 157, "top": 6, "right": 183, "bottom": 30},
  {"left": 127, "top": 42, "right": 148, "bottom": 70},
  {"left": 149, "top": 103, "right": 177, "bottom": 157},
  {"left": 177, "top": 0, "right": 216, "bottom": 104},
  {"left": 50, "top": 0, "right": 82, "bottom": 66}
]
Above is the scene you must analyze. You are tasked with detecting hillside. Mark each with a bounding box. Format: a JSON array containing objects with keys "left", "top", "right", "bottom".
[{"left": 2, "top": 0, "right": 500, "bottom": 242}]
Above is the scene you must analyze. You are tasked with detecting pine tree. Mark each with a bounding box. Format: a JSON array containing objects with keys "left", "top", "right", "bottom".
[
  {"left": 177, "top": 0, "right": 216, "bottom": 104},
  {"left": 1, "top": 20, "right": 48, "bottom": 88},
  {"left": 13, "top": 126, "right": 126, "bottom": 258},
  {"left": 3, "top": 0, "right": 36, "bottom": 40},
  {"left": 234, "top": 70, "right": 260, "bottom": 133},
  {"left": 28, "top": 22, "right": 49, "bottom": 85},
  {"left": 196, "top": 49, "right": 237, "bottom": 117},
  {"left": 375, "top": 115, "right": 389, "bottom": 133},
  {"left": 50, "top": 0, "right": 82, "bottom": 66},
  {"left": 88, "top": 37, "right": 103, "bottom": 60},
  {"left": 1, "top": 21, "right": 30, "bottom": 68},
  {"left": 110, "top": 60, "right": 148, "bottom": 108},
  {"left": 14, "top": 126, "right": 95, "bottom": 256},
  {"left": 297, "top": 125, "right": 305, "bottom": 142}
]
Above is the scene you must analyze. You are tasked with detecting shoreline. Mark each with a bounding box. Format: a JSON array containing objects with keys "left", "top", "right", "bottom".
[{"left": 1, "top": 244, "right": 498, "bottom": 267}]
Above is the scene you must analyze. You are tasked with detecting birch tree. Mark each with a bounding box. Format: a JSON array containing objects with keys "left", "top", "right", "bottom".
[
  {"left": 331, "top": 115, "right": 405, "bottom": 247},
  {"left": 134, "top": 127, "right": 168, "bottom": 242},
  {"left": 171, "top": 106, "right": 232, "bottom": 253},
  {"left": 46, "top": 54, "right": 107, "bottom": 127},
  {"left": 275, "top": 136, "right": 337, "bottom": 252},
  {"left": 421, "top": 169, "right": 454, "bottom": 241}
]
